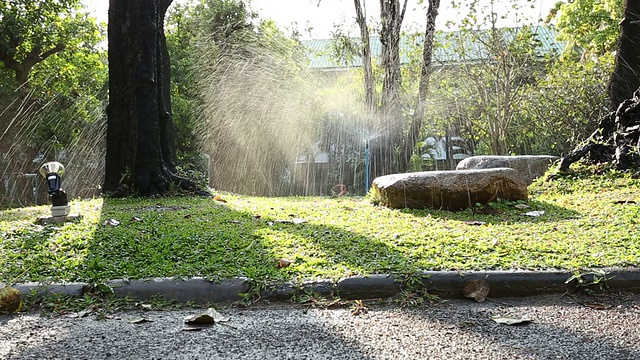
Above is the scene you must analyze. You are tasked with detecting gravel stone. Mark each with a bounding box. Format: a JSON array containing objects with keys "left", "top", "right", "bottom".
[{"left": 2, "top": 294, "right": 640, "bottom": 359}]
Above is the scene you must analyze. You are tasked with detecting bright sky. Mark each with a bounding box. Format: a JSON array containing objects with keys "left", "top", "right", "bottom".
[{"left": 85, "top": 0, "right": 558, "bottom": 39}]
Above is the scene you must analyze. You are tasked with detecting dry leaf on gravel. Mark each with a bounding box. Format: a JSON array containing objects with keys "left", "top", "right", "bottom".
[
  {"left": 491, "top": 316, "right": 533, "bottom": 325},
  {"left": 129, "top": 317, "right": 153, "bottom": 324},
  {"left": 585, "top": 303, "right": 612, "bottom": 310},
  {"left": 184, "top": 308, "right": 229, "bottom": 325},
  {"left": 66, "top": 307, "right": 94, "bottom": 318},
  {"left": 181, "top": 327, "right": 203, "bottom": 332},
  {"left": 462, "top": 279, "right": 490, "bottom": 302}
]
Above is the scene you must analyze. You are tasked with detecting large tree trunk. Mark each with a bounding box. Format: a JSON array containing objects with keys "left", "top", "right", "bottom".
[
  {"left": 560, "top": 0, "right": 640, "bottom": 171},
  {"left": 354, "top": 0, "right": 375, "bottom": 112},
  {"left": 399, "top": 0, "right": 440, "bottom": 172},
  {"left": 608, "top": 0, "right": 640, "bottom": 109},
  {"left": 105, "top": 0, "right": 201, "bottom": 196},
  {"left": 373, "top": 0, "right": 407, "bottom": 178}
]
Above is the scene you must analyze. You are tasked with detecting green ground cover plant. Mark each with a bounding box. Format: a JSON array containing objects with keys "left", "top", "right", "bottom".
[{"left": 1, "top": 166, "right": 639, "bottom": 287}]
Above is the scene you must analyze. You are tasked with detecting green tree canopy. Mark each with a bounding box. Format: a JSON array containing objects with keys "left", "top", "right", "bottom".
[
  {"left": 552, "top": 0, "right": 623, "bottom": 57},
  {"left": 0, "top": 0, "right": 102, "bottom": 87}
]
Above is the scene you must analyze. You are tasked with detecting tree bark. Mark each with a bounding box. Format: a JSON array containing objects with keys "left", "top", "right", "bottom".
[
  {"left": 374, "top": 0, "right": 407, "bottom": 177},
  {"left": 105, "top": 0, "right": 203, "bottom": 196},
  {"left": 399, "top": 0, "right": 440, "bottom": 172},
  {"left": 608, "top": 0, "right": 640, "bottom": 109},
  {"left": 560, "top": 0, "right": 640, "bottom": 171},
  {"left": 354, "top": 0, "right": 375, "bottom": 111}
]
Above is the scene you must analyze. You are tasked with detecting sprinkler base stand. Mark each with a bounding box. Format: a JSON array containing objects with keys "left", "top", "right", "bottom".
[
  {"left": 36, "top": 214, "right": 82, "bottom": 225},
  {"left": 51, "top": 205, "right": 71, "bottom": 217}
]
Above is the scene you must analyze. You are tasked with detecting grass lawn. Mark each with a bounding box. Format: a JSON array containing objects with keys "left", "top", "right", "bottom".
[{"left": 1, "top": 167, "right": 639, "bottom": 287}]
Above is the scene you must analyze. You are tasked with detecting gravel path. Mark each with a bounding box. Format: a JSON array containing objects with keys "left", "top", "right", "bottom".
[{"left": 2, "top": 294, "right": 640, "bottom": 360}]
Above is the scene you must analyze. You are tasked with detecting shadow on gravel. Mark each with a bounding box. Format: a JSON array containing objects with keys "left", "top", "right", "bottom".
[
  {"left": 0, "top": 309, "right": 377, "bottom": 360},
  {"left": 399, "top": 295, "right": 640, "bottom": 360}
]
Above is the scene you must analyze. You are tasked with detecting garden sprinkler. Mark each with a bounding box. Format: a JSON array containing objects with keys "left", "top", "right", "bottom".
[
  {"left": 365, "top": 141, "right": 370, "bottom": 193},
  {"left": 39, "top": 161, "right": 70, "bottom": 217}
]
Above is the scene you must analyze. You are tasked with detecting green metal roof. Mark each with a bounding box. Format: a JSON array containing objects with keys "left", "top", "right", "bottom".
[{"left": 303, "top": 26, "right": 562, "bottom": 70}]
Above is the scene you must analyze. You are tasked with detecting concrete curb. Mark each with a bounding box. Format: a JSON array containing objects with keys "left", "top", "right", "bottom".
[{"left": 13, "top": 268, "right": 640, "bottom": 304}]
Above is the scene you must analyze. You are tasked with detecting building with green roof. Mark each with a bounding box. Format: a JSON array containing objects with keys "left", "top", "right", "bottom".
[{"left": 302, "top": 26, "right": 562, "bottom": 71}]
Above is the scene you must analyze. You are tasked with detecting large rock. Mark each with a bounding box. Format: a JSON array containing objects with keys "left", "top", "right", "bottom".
[
  {"left": 456, "top": 155, "right": 559, "bottom": 184},
  {"left": 370, "top": 168, "right": 527, "bottom": 211}
]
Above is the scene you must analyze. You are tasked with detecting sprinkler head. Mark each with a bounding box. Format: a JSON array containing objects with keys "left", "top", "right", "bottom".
[{"left": 39, "top": 161, "right": 65, "bottom": 194}]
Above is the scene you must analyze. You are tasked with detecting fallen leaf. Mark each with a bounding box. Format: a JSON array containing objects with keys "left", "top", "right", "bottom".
[
  {"left": 274, "top": 218, "right": 307, "bottom": 225},
  {"left": 136, "top": 303, "right": 153, "bottom": 311},
  {"left": 464, "top": 220, "right": 486, "bottom": 226},
  {"left": 67, "top": 307, "right": 94, "bottom": 318},
  {"left": 277, "top": 258, "right": 292, "bottom": 268},
  {"left": 514, "top": 204, "right": 530, "bottom": 209},
  {"left": 491, "top": 316, "right": 533, "bottom": 325},
  {"left": 585, "top": 303, "right": 612, "bottom": 310},
  {"left": 473, "top": 207, "right": 502, "bottom": 215},
  {"left": 213, "top": 195, "right": 227, "bottom": 203},
  {"left": 129, "top": 317, "right": 153, "bottom": 324},
  {"left": 181, "top": 327, "right": 203, "bottom": 332},
  {"left": 523, "top": 210, "right": 545, "bottom": 217},
  {"left": 462, "top": 279, "right": 490, "bottom": 302},
  {"left": 184, "top": 308, "right": 229, "bottom": 325},
  {"left": 103, "top": 219, "right": 120, "bottom": 226}
]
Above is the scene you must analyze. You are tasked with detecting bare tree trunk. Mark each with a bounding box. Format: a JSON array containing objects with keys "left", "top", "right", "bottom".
[{"left": 608, "top": 0, "right": 640, "bottom": 109}]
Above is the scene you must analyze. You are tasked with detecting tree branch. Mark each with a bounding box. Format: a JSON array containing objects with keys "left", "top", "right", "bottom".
[{"left": 39, "top": 43, "right": 66, "bottom": 61}]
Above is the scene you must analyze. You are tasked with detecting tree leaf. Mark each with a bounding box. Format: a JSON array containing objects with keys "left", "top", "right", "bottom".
[
  {"left": 129, "top": 317, "right": 153, "bottom": 324},
  {"left": 184, "top": 308, "right": 229, "bottom": 325},
  {"left": 464, "top": 220, "right": 486, "bottom": 226},
  {"left": 585, "top": 303, "right": 611, "bottom": 310},
  {"left": 523, "top": 210, "right": 545, "bottom": 217},
  {"left": 462, "top": 279, "right": 490, "bottom": 302},
  {"left": 103, "top": 219, "right": 120, "bottom": 226},
  {"left": 277, "top": 258, "right": 292, "bottom": 268},
  {"left": 491, "top": 316, "right": 533, "bottom": 325}
]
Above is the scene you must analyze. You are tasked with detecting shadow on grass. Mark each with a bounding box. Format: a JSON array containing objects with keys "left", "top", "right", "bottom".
[
  {"left": 397, "top": 199, "right": 582, "bottom": 225},
  {"left": 84, "top": 196, "right": 413, "bottom": 286}
]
